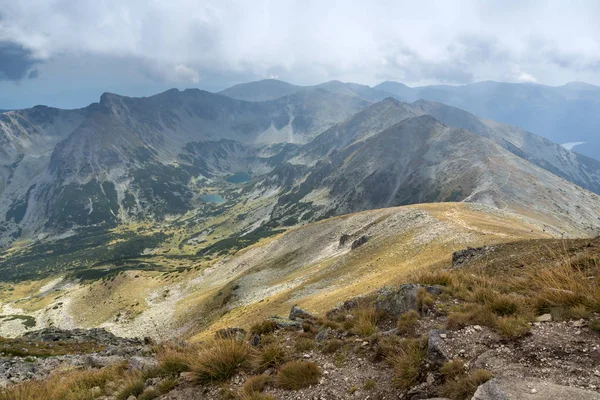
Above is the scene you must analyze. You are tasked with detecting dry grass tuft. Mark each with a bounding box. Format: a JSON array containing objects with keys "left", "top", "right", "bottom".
[
  {"left": 192, "top": 339, "right": 252, "bottom": 384},
  {"left": 353, "top": 306, "right": 379, "bottom": 337},
  {"left": 439, "top": 369, "right": 493, "bottom": 400},
  {"left": 242, "top": 375, "right": 271, "bottom": 394},
  {"left": 250, "top": 320, "right": 279, "bottom": 335},
  {"left": 237, "top": 392, "right": 276, "bottom": 400},
  {"left": 154, "top": 343, "right": 194, "bottom": 377},
  {"left": 440, "top": 359, "right": 466, "bottom": 380},
  {"left": 321, "top": 339, "right": 344, "bottom": 354},
  {"left": 253, "top": 343, "right": 287, "bottom": 372},
  {"left": 294, "top": 338, "right": 315, "bottom": 353},
  {"left": 397, "top": 310, "right": 420, "bottom": 336},
  {"left": 115, "top": 373, "right": 145, "bottom": 400},
  {"left": 494, "top": 316, "right": 530, "bottom": 339},
  {"left": 0, "top": 364, "right": 124, "bottom": 400},
  {"left": 275, "top": 360, "right": 322, "bottom": 390},
  {"left": 388, "top": 338, "right": 426, "bottom": 390}
]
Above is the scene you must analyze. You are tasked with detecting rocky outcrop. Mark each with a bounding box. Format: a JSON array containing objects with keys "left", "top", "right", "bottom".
[
  {"left": 351, "top": 235, "right": 369, "bottom": 249},
  {"left": 472, "top": 378, "right": 600, "bottom": 400},
  {"left": 289, "top": 306, "right": 314, "bottom": 320},
  {"left": 22, "top": 328, "right": 142, "bottom": 347},
  {"left": 451, "top": 246, "right": 494, "bottom": 268},
  {"left": 374, "top": 284, "right": 442, "bottom": 318}
]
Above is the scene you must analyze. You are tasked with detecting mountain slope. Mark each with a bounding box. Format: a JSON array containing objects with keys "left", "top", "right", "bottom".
[
  {"left": 274, "top": 116, "right": 600, "bottom": 237},
  {"left": 0, "top": 202, "right": 553, "bottom": 339},
  {"left": 0, "top": 89, "right": 368, "bottom": 247}
]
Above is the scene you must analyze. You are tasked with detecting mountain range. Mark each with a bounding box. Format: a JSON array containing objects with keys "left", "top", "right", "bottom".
[
  {"left": 2, "top": 80, "right": 600, "bottom": 253},
  {"left": 223, "top": 79, "right": 600, "bottom": 160},
  {"left": 0, "top": 78, "right": 599, "bottom": 343}
]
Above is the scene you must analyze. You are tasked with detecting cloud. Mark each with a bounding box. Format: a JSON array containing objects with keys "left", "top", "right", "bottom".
[
  {"left": 0, "top": 41, "right": 41, "bottom": 81},
  {"left": 0, "top": 0, "right": 599, "bottom": 90}
]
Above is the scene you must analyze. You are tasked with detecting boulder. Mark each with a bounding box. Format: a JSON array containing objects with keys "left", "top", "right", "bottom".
[
  {"left": 472, "top": 378, "right": 600, "bottom": 400},
  {"left": 84, "top": 355, "right": 125, "bottom": 368},
  {"left": 315, "top": 328, "right": 331, "bottom": 343},
  {"left": 128, "top": 356, "right": 158, "bottom": 371},
  {"left": 427, "top": 330, "right": 451, "bottom": 366},
  {"left": 269, "top": 316, "right": 302, "bottom": 329},
  {"left": 374, "top": 284, "right": 442, "bottom": 318},
  {"left": 351, "top": 235, "right": 369, "bottom": 250},
  {"left": 289, "top": 306, "right": 314, "bottom": 320},
  {"left": 536, "top": 313, "right": 552, "bottom": 322}
]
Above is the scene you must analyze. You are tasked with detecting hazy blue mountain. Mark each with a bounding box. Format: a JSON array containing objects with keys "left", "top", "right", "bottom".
[
  {"left": 374, "top": 80, "right": 600, "bottom": 160},
  {"left": 219, "top": 79, "right": 302, "bottom": 102},
  {"left": 220, "top": 79, "right": 394, "bottom": 103}
]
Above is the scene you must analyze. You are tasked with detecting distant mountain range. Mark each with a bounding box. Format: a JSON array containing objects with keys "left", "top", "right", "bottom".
[
  {"left": 1, "top": 80, "right": 600, "bottom": 252},
  {"left": 222, "top": 79, "right": 600, "bottom": 160}
]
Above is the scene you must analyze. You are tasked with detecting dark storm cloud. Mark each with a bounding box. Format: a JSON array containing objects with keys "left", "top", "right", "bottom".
[{"left": 0, "top": 41, "right": 41, "bottom": 81}]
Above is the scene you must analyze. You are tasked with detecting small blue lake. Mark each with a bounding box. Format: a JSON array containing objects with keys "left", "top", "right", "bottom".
[{"left": 201, "top": 194, "right": 225, "bottom": 203}]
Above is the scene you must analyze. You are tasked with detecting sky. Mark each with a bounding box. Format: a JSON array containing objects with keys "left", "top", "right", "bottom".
[{"left": 1, "top": 0, "right": 600, "bottom": 109}]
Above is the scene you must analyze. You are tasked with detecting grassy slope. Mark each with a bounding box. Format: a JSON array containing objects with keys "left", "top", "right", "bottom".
[{"left": 0, "top": 202, "right": 560, "bottom": 339}]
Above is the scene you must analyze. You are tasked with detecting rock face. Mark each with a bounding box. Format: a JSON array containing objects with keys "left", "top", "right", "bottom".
[
  {"left": 472, "top": 378, "right": 600, "bottom": 400},
  {"left": 374, "top": 284, "right": 442, "bottom": 318}
]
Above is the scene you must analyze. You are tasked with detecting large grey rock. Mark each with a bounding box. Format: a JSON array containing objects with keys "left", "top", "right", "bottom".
[
  {"left": 289, "top": 306, "right": 313, "bottom": 320},
  {"left": 375, "top": 284, "right": 442, "bottom": 317},
  {"left": 269, "top": 316, "right": 302, "bottom": 329},
  {"left": 128, "top": 356, "right": 158, "bottom": 371},
  {"left": 472, "top": 378, "right": 600, "bottom": 400},
  {"left": 84, "top": 355, "right": 125, "bottom": 368},
  {"left": 427, "top": 330, "right": 451, "bottom": 366}
]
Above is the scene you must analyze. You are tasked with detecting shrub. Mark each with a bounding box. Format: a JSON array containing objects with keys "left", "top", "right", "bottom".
[
  {"left": 439, "top": 369, "right": 493, "bottom": 400},
  {"left": 276, "top": 361, "right": 322, "bottom": 390},
  {"left": 253, "top": 343, "right": 287, "bottom": 372},
  {"left": 250, "top": 320, "right": 279, "bottom": 335},
  {"left": 397, "top": 310, "right": 420, "bottom": 336},
  {"left": 243, "top": 375, "right": 270, "bottom": 394},
  {"left": 192, "top": 339, "right": 252, "bottom": 383},
  {"left": 388, "top": 339, "right": 426, "bottom": 390}
]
